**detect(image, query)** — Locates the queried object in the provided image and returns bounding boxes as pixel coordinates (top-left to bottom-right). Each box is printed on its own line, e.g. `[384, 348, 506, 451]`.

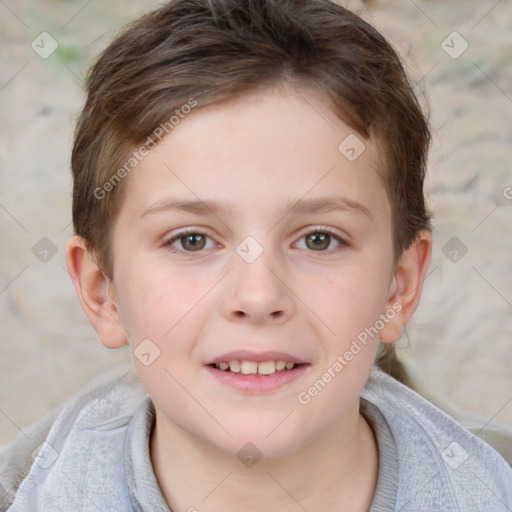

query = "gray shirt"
[3, 363, 512, 511]
[124, 396, 399, 511]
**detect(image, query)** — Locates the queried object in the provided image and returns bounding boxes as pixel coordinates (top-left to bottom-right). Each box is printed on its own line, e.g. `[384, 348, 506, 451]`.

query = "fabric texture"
[1, 361, 512, 511]
[360, 399, 399, 511]
[124, 398, 169, 512]
[0, 406, 60, 510]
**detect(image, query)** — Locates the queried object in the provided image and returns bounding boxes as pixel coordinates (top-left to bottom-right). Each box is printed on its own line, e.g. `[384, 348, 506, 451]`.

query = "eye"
[164, 229, 216, 252]
[295, 228, 347, 252]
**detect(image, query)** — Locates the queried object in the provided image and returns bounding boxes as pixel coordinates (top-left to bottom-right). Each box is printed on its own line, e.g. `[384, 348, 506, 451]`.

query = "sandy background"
[1, 0, 511, 445]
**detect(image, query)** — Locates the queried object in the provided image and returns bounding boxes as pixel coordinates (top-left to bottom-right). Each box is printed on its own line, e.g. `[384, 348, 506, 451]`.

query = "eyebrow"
[284, 195, 370, 217]
[141, 195, 371, 219]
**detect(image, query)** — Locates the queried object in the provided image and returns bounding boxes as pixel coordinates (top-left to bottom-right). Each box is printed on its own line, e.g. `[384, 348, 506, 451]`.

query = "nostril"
[230, 310, 283, 320]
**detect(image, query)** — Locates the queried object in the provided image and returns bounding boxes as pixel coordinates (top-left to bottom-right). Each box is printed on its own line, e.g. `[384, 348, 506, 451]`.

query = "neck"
[150, 404, 379, 512]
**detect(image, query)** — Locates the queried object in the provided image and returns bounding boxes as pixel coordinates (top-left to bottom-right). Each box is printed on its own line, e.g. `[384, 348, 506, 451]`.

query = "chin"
[212, 421, 311, 462]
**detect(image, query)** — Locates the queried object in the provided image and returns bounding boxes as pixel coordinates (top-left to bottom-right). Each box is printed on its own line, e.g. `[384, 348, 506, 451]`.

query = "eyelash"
[163, 226, 348, 254]
[293, 226, 348, 253]
[164, 228, 217, 253]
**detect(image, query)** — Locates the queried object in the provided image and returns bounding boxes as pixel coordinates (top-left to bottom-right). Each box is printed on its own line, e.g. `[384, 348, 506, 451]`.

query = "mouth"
[208, 359, 305, 376]
[204, 351, 310, 393]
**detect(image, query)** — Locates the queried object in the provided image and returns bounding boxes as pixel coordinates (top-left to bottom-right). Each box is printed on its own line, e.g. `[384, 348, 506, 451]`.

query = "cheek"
[114, 268, 206, 399]
[303, 263, 391, 344]
[116, 262, 204, 340]
[295, 271, 385, 420]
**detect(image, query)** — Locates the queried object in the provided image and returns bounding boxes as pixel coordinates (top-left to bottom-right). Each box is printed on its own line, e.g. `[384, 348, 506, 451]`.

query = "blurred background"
[1, 0, 511, 445]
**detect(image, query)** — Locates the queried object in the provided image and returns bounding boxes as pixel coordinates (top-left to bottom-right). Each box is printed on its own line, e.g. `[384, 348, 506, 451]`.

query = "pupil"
[307, 233, 329, 250]
[183, 234, 205, 251]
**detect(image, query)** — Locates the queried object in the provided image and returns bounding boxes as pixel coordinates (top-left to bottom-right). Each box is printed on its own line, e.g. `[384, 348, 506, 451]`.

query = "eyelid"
[293, 225, 350, 251]
[296, 225, 348, 241]
[163, 226, 218, 250]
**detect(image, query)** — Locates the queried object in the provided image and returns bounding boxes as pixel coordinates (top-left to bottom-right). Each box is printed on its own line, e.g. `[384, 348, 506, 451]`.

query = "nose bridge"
[222, 238, 294, 323]
[236, 247, 278, 294]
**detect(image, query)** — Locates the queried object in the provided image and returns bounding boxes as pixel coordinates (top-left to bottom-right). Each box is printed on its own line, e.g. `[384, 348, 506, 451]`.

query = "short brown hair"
[72, 0, 431, 279]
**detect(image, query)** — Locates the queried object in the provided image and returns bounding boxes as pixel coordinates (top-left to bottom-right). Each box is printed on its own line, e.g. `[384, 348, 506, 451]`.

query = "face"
[108, 84, 397, 457]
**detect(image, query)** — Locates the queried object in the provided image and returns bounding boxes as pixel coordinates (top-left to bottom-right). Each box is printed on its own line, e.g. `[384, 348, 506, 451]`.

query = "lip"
[205, 363, 310, 394]
[204, 350, 309, 365]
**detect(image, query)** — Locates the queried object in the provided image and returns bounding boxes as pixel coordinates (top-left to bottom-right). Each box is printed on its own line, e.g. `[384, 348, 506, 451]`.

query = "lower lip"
[204, 364, 310, 394]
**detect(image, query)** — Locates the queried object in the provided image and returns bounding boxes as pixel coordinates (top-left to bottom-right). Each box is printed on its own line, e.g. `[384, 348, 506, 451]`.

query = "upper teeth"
[215, 360, 296, 375]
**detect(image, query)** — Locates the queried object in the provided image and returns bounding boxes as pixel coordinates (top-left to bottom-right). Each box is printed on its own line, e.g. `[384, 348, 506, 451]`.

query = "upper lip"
[205, 350, 309, 365]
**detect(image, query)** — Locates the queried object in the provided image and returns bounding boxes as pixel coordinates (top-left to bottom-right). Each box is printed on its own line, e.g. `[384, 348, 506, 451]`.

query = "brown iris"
[305, 232, 331, 251]
[180, 233, 206, 251]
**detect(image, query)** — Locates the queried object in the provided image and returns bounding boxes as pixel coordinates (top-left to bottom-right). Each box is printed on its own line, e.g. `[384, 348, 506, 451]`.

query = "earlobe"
[65, 235, 128, 349]
[379, 231, 432, 343]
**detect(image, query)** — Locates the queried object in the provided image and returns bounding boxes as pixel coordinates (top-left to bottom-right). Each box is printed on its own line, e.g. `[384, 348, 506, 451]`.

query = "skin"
[67, 83, 431, 511]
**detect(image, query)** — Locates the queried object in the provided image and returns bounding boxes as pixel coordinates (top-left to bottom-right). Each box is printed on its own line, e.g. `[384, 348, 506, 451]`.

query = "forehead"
[119, 84, 390, 224]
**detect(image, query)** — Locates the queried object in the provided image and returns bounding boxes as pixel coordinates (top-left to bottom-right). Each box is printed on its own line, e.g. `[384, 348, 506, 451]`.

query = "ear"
[379, 231, 432, 343]
[65, 235, 127, 349]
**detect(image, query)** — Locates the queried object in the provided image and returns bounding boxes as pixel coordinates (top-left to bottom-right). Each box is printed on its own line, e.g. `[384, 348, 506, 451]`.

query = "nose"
[221, 250, 295, 325]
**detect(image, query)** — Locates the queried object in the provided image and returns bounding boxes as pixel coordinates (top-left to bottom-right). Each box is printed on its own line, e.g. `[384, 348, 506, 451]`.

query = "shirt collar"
[124, 397, 398, 511]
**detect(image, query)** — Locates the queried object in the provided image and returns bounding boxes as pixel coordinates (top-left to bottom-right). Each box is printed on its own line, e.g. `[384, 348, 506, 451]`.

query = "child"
[2, 0, 511, 510]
